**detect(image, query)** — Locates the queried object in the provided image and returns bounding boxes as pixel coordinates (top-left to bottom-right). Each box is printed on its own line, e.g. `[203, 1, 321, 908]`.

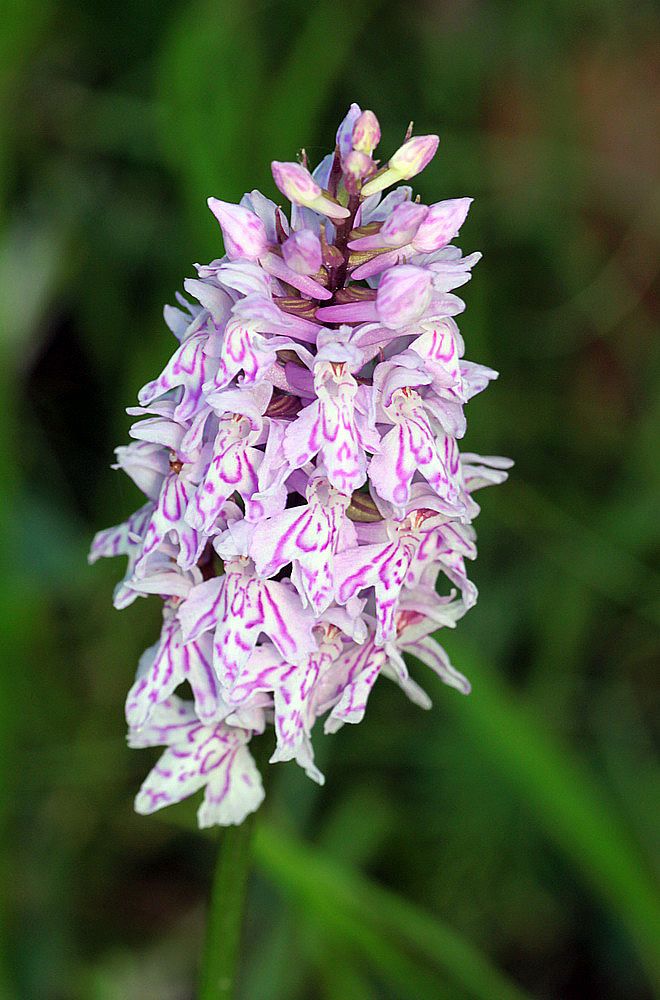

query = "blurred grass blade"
[254, 822, 531, 1000]
[317, 953, 374, 1000]
[302, 903, 444, 1000]
[437, 637, 660, 990]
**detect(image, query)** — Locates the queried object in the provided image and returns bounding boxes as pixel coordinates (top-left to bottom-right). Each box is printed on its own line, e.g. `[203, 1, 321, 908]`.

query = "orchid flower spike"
[90, 104, 511, 827]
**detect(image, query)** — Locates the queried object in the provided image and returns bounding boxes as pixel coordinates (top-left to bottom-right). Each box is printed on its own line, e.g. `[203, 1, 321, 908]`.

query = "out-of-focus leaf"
[488, 479, 660, 626]
[254, 823, 531, 1000]
[317, 953, 374, 1000]
[434, 636, 660, 990]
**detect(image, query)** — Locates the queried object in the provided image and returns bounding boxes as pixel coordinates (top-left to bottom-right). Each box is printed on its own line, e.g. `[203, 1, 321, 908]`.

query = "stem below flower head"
[199, 739, 271, 999]
[199, 812, 257, 1000]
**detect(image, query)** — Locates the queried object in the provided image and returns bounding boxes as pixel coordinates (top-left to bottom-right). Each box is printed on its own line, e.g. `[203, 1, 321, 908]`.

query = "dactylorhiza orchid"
[90, 105, 511, 828]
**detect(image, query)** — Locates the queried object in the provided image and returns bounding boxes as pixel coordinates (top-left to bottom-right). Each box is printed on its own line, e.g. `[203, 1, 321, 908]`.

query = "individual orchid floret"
[135, 470, 206, 574]
[125, 606, 221, 728]
[350, 201, 429, 252]
[178, 557, 317, 689]
[271, 160, 350, 220]
[361, 133, 439, 197]
[250, 472, 356, 614]
[283, 355, 372, 494]
[90, 103, 510, 828]
[138, 330, 219, 423]
[130, 697, 265, 827]
[88, 503, 154, 609]
[314, 263, 434, 329]
[348, 198, 473, 280]
[413, 198, 472, 253]
[207, 198, 331, 300]
[368, 367, 464, 511]
[324, 604, 468, 734]
[185, 383, 272, 534]
[334, 510, 442, 644]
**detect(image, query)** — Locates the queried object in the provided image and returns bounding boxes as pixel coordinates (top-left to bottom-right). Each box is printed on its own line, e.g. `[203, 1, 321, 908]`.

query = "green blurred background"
[2, 0, 659, 997]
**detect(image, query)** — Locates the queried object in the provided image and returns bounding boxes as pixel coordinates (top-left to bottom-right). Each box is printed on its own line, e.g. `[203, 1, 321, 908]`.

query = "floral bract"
[90, 104, 511, 826]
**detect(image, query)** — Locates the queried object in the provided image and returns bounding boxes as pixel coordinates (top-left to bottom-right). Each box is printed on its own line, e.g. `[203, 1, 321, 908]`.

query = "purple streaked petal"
[126, 615, 222, 728]
[404, 635, 471, 694]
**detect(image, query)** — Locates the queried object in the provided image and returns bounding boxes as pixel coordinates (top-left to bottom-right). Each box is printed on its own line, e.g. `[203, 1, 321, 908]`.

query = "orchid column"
[90, 103, 510, 996]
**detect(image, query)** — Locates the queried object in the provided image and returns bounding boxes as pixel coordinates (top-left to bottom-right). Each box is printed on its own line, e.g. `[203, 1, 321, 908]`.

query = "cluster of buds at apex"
[335, 106, 382, 194]
[361, 133, 439, 197]
[90, 103, 510, 828]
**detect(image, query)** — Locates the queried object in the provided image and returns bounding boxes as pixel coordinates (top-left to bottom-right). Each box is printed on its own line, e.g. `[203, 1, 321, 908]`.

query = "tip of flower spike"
[336, 103, 362, 159]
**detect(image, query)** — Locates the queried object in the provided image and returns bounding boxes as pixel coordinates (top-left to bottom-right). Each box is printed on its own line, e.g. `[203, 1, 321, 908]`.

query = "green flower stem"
[199, 810, 257, 1000]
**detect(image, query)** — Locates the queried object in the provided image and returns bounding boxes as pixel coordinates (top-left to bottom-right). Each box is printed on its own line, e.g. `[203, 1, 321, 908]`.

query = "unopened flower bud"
[376, 264, 433, 329]
[412, 197, 472, 252]
[352, 110, 381, 155]
[271, 161, 350, 220]
[282, 230, 323, 275]
[380, 201, 428, 246]
[336, 103, 362, 159]
[348, 201, 428, 252]
[361, 134, 439, 197]
[207, 198, 270, 261]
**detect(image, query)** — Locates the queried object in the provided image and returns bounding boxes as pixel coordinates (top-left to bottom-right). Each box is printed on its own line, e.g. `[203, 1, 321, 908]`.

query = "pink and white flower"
[90, 105, 510, 826]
